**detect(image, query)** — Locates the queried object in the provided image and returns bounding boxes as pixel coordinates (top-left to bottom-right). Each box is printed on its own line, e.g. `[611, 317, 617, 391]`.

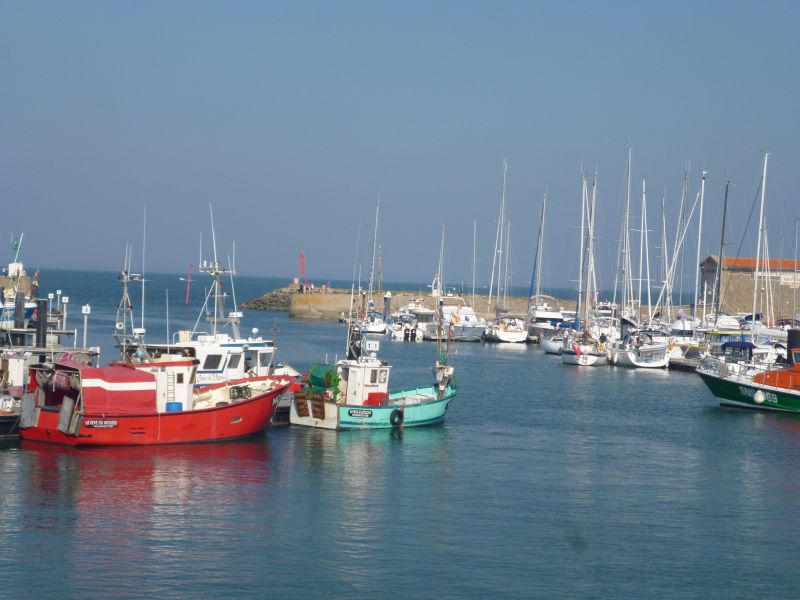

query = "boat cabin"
[130, 330, 275, 386]
[22, 356, 199, 435]
[337, 335, 392, 406]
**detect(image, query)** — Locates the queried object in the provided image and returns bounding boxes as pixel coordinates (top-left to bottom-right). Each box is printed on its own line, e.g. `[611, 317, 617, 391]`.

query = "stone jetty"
[242, 284, 574, 321]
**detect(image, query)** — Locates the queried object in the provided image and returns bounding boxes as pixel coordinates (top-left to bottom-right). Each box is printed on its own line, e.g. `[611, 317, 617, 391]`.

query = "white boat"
[484, 315, 528, 343]
[561, 333, 608, 366]
[422, 295, 485, 342]
[527, 295, 564, 342]
[608, 332, 670, 368]
[120, 216, 277, 387]
[539, 330, 564, 355]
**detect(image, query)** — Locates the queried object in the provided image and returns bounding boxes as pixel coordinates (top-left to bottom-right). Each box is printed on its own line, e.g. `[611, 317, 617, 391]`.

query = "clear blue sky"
[2, 1, 798, 291]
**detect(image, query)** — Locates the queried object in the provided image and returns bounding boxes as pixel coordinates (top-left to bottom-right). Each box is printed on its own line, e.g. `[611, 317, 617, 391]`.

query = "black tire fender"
[389, 408, 404, 427]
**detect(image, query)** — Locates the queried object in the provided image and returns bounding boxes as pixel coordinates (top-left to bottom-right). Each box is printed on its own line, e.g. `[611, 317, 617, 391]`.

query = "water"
[2, 269, 800, 598]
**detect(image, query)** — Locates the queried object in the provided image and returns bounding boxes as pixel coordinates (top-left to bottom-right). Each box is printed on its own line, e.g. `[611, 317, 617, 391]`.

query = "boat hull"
[290, 385, 456, 430]
[561, 350, 608, 366]
[483, 330, 528, 343]
[19, 383, 289, 446]
[609, 345, 670, 368]
[540, 338, 563, 355]
[698, 370, 800, 413]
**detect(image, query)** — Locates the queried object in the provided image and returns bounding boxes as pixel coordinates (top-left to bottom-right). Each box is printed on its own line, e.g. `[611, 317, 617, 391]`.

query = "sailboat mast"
[438, 223, 446, 295]
[488, 161, 507, 315]
[660, 192, 671, 322]
[575, 175, 588, 323]
[675, 168, 689, 309]
[692, 170, 707, 328]
[712, 180, 730, 325]
[643, 184, 652, 324]
[472, 218, 477, 309]
[637, 179, 646, 322]
[752, 153, 769, 326]
[586, 176, 598, 322]
[503, 220, 512, 310]
[794, 218, 798, 322]
[528, 192, 546, 312]
[537, 193, 546, 299]
[368, 197, 380, 303]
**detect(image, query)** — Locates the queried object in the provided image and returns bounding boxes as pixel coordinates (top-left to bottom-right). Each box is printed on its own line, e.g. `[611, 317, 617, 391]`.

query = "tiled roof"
[718, 256, 800, 270]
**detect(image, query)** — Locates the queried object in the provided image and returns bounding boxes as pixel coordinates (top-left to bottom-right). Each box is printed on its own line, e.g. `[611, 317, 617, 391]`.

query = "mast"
[590, 173, 599, 307]
[794, 218, 798, 322]
[660, 192, 671, 322]
[643, 183, 652, 324]
[575, 175, 588, 325]
[503, 219, 512, 310]
[692, 170, 707, 330]
[712, 180, 730, 325]
[675, 167, 689, 309]
[440, 224, 445, 295]
[141, 207, 146, 330]
[637, 179, 646, 323]
[488, 160, 508, 315]
[612, 146, 632, 319]
[367, 197, 380, 304]
[528, 192, 546, 311]
[585, 176, 598, 323]
[472, 218, 477, 309]
[752, 153, 769, 327]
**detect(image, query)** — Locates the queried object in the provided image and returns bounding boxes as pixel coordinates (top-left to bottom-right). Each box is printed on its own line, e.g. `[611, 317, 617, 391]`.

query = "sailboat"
[356, 199, 388, 334]
[562, 173, 608, 366]
[421, 225, 486, 342]
[526, 191, 565, 343]
[607, 177, 671, 368]
[484, 161, 527, 343]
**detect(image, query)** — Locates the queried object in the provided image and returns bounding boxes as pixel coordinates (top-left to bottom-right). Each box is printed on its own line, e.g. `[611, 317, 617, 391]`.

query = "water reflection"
[20, 439, 273, 597]
[282, 425, 451, 596]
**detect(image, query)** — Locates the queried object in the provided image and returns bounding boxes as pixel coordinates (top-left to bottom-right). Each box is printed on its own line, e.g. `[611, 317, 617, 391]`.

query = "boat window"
[203, 354, 223, 370]
[794, 350, 800, 365]
[190, 370, 196, 385]
[370, 369, 378, 384]
[228, 354, 241, 369]
[177, 373, 184, 384]
[259, 352, 271, 367]
[379, 369, 388, 383]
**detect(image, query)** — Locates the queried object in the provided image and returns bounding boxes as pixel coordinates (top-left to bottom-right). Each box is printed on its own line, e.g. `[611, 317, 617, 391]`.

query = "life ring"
[389, 409, 404, 427]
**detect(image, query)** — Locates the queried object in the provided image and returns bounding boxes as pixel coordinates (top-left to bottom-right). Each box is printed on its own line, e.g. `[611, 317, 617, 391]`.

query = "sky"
[2, 1, 799, 292]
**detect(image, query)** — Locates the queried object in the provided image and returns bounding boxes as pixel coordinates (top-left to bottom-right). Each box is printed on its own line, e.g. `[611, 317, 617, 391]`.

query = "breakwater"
[242, 286, 574, 320]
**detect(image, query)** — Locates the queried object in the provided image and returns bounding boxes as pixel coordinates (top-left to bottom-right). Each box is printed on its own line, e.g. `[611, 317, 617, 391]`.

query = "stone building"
[700, 256, 800, 319]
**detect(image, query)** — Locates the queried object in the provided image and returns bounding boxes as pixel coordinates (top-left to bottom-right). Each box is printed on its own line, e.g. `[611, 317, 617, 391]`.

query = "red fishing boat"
[19, 355, 292, 446]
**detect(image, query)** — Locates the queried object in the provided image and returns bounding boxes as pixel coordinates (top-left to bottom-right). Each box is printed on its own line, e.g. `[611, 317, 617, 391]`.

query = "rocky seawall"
[242, 286, 575, 321]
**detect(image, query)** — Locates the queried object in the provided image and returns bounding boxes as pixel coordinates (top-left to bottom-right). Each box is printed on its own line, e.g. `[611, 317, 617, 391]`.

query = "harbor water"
[2, 270, 800, 598]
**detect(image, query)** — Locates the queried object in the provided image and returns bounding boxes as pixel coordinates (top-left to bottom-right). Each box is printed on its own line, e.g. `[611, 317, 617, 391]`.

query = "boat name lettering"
[84, 419, 118, 428]
[348, 409, 373, 418]
[738, 386, 777, 403]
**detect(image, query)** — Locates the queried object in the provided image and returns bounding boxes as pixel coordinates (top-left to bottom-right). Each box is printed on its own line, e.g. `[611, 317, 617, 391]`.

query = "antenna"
[210, 204, 219, 268]
[141, 207, 146, 330]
